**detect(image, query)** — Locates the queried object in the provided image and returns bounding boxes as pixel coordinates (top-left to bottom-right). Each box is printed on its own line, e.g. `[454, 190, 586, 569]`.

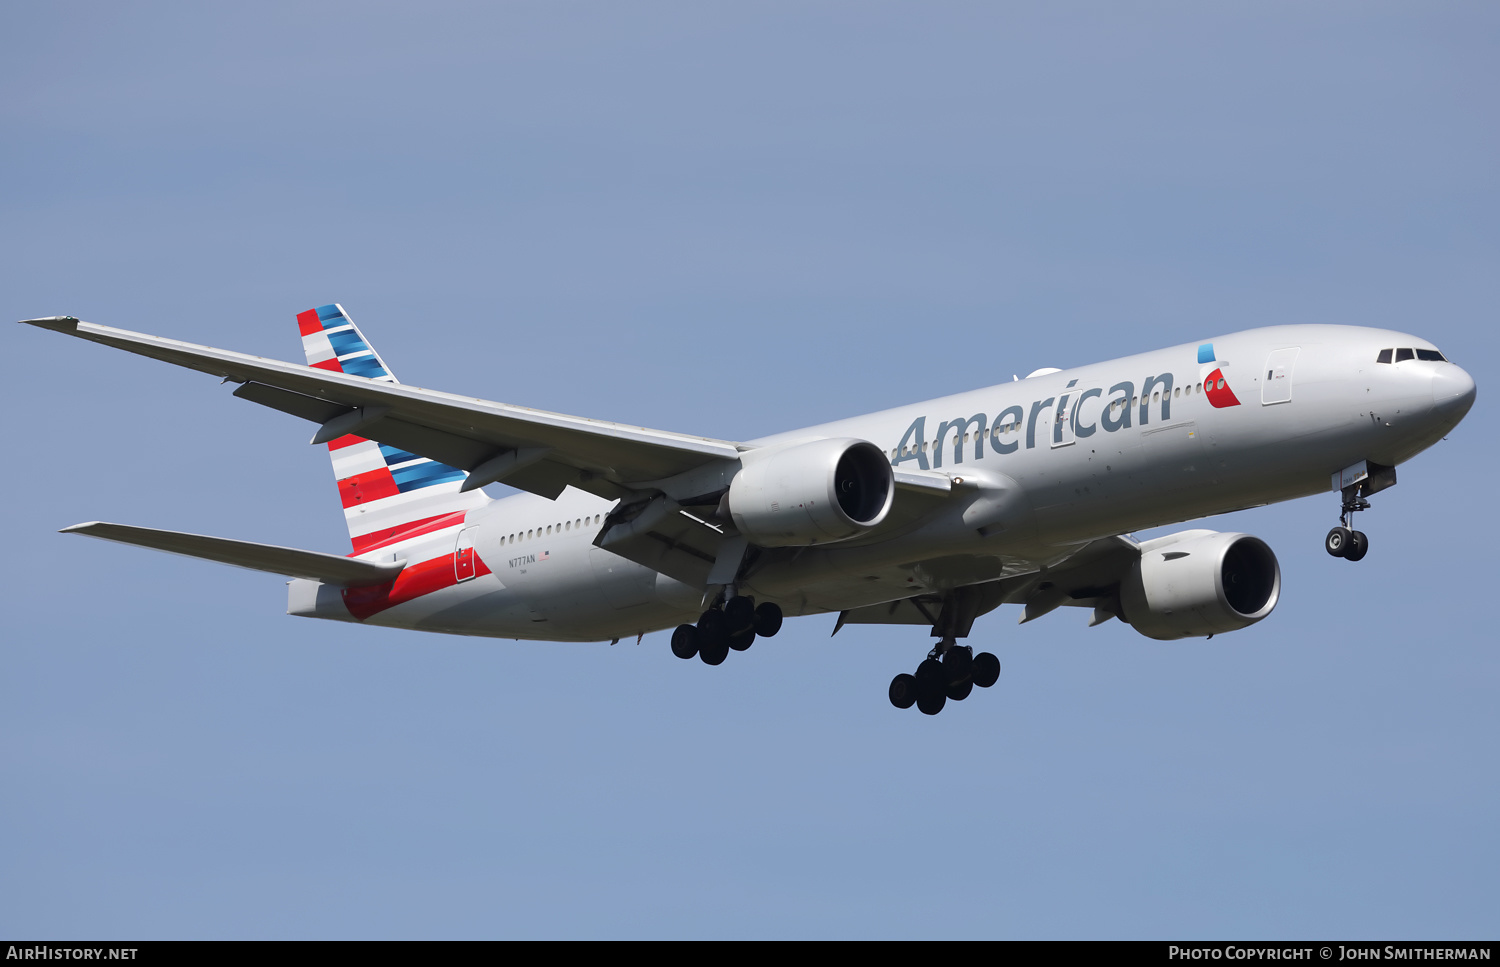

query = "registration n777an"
[21, 308, 1476, 714]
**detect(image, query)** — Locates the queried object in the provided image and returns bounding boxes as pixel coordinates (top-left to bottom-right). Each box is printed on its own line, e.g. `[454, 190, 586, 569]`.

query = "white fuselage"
[328, 325, 1473, 641]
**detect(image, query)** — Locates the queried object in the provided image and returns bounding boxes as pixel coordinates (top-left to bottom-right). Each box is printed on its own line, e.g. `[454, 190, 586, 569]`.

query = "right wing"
[24, 315, 967, 587]
[22, 316, 744, 501]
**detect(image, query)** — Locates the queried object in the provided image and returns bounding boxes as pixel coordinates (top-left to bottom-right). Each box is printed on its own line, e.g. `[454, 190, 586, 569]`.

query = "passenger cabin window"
[1377, 349, 1393, 364]
[1395, 348, 1415, 362]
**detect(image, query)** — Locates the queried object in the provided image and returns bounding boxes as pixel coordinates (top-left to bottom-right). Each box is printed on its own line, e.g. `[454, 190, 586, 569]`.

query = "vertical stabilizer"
[296, 304, 489, 554]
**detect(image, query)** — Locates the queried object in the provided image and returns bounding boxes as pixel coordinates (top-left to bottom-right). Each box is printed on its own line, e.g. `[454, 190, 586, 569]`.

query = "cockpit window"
[1382, 347, 1448, 363]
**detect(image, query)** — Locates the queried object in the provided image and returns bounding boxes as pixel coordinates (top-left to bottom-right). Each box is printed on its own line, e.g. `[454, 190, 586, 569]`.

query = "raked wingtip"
[19, 315, 81, 332]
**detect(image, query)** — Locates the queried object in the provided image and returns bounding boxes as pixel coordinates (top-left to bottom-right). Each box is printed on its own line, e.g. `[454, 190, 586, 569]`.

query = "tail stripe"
[349, 510, 469, 555]
[339, 468, 401, 508]
[338, 354, 388, 379]
[297, 304, 490, 552]
[298, 303, 398, 384]
[325, 329, 373, 357]
[378, 445, 423, 464]
[330, 443, 387, 480]
[391, 461, 467, 491]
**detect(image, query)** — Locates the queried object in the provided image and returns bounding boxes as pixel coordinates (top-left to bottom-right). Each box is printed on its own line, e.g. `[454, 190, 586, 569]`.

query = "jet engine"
[1118, 532, 1281, 640]
[727, 438, 894, 547]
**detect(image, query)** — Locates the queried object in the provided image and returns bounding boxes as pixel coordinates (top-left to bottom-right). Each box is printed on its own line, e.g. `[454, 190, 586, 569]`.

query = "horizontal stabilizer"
[61, 521, 405, 586]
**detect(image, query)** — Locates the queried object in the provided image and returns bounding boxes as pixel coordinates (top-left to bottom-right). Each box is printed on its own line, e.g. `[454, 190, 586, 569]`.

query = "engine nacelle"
[728, 438, 894, 547]
[1119, 531, 1281, 640]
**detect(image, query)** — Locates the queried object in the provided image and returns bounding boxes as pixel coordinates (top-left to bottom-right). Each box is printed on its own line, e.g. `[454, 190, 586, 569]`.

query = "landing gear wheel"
[728, 627, 755, 652]
[697, 608, 729, 665]
[1325, 526, 1352, 558]
[724, 596, 755, 635]
[913, 659, 947, 714]
[1345, 530, 1369, 562]
[698, 636, 730, 666]
[972, 652, 1000, 688]
[698, 607, 727, 639]
[916, 689, 947, 716]
[670, 624, 699, 660]
[889, 673, 918, 710]
[914, 658, 946, 693]
[752, 602, 783, 637]
[946, 679, 973, 702]
[942, 646, 973, 684]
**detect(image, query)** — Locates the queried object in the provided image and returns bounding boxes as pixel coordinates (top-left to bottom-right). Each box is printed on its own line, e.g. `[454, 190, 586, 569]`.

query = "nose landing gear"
[1325, 488, 1371, 562]
[1326, 461, 1397, 562]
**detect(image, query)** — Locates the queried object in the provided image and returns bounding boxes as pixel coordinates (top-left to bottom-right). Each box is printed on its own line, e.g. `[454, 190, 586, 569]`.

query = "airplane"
[21, 308, 1476, 715]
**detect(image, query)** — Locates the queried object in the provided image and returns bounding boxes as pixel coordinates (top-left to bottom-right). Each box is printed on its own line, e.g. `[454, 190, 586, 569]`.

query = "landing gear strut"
[1326, 487, 1371, 562]
[888, 638, 1001, 716]
[669, 597, 782, 665]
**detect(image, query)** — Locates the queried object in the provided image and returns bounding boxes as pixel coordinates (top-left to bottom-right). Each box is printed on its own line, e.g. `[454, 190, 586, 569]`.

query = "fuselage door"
[1049, 397, 1073, 448]
[1262, 348, 1300, 405]
[1055, 388, 1102, 448]
[455, 526, 478, 582]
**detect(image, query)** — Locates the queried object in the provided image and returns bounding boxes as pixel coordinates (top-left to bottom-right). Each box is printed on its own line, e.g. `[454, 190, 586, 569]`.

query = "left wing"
[61, 521, 405, 586]
[832, 534, 1145, 635]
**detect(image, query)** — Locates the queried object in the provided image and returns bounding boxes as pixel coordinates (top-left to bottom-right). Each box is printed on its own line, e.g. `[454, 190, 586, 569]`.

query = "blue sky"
[2, 2, 1496, 938]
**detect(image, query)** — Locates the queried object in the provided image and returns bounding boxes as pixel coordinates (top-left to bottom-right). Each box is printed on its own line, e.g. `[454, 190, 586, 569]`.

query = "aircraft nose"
[1431, 364, 1477, 419]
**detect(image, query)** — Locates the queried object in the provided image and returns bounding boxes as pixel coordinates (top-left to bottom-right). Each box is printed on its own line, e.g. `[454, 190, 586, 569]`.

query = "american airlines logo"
[1199, 342, 1241, 409]
[892, 345, 1236, 471]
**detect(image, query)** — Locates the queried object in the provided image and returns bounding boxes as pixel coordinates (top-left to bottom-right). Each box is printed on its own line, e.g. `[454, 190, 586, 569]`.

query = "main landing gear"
[1325, 488, 1371, 563]
[670, 597, 782, 665]
[888, 639, 1001, 716]
[885, 585, 999, 715]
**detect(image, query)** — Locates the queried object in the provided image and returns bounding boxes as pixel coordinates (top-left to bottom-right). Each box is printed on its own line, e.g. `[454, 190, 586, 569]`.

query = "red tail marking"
[349, 510, 470, 554]
[342, 549, 492, 620]
[297, 309, 323, 337]
[339, 468, 400, 508]
[312, 357, 344, 373]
